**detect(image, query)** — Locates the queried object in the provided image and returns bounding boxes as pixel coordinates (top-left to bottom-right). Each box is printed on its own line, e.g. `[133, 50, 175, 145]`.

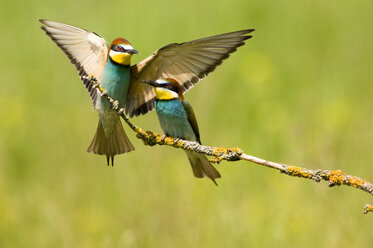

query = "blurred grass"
[1, 0, 373, 247]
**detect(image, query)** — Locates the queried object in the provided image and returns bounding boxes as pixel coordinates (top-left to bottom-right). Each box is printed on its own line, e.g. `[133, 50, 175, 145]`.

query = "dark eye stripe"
[112, 45, 126, 52]
[163, 83, 178, 93]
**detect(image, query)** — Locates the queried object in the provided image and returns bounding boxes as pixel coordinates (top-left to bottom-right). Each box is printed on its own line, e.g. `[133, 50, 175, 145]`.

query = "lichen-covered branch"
[86, 75, 373, 214]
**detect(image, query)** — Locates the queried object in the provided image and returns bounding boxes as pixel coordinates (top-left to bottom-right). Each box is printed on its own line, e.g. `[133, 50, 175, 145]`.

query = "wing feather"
[127, 29, 254, 117]
[40, 19, 108, 108]
[182, 100, 201, 144]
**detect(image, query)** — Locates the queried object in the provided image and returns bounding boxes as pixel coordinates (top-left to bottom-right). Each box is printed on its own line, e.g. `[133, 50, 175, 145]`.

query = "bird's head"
[142, 78, 184, 101]
[108, 38, 139, 66]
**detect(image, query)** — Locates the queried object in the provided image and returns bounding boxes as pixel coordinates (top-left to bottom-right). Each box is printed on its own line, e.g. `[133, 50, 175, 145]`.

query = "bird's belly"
[96, 62, 130, 137]
[99, 109, 119, 137]
[97, 92, 122, 137]
[156, 101, 197, 141]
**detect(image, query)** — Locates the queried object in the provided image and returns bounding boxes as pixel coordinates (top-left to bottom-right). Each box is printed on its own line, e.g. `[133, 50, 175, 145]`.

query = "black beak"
[141, 80, 159, 87]
[128, 49, 140, 55]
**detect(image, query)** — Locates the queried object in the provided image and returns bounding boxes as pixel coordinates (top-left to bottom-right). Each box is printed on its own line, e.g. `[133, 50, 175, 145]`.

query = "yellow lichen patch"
[329, 170, 345, 185]
[287, 166, 314, 179]
[95, 83, 105, 93]
[301, 170, 313, 179]
[152, 134, 162, 143]
[365, 204, 373, 214]
[209, 156, 223, 164]
[212, 147, 229, 155]
[161, 136, 185, 148]
[320, 172, 329, 178]
[212, 147, 241, 156]
[163, 137, 175, 145]
[137, 130, 159, 146]
[135, 127, 144, 135]
[348, 176, 366, 188]
[89, 77, 105, 93]
[174, 140, 185, 147]
[287, 166, 302, 177]
[229, 147, 243, 154]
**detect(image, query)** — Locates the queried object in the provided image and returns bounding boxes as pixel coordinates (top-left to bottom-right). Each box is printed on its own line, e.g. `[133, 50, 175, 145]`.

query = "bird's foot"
[89, 74, 97, 81]
[173, 138, 180, 144]
[112, 100, 119, 110]
[101, 90, 108, 97]
[161, 134, 167, 142]
[118, 108, 124, 115]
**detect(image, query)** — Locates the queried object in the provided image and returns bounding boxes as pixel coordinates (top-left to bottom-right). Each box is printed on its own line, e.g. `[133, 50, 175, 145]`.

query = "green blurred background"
[1, 0, 373, 247]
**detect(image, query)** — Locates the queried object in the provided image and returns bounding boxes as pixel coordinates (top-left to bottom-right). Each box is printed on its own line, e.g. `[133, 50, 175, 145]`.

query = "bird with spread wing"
[40, 19, 254, 165]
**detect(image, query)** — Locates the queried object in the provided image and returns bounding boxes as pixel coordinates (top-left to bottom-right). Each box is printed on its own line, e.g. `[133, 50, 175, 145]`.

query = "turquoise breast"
[155, 99, 197, 141]
[97, 59, 131, 136]
[100, 59, 130, 106]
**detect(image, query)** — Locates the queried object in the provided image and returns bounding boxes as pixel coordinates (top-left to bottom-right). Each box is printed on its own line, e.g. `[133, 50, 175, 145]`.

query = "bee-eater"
[40, 19, 254, 165]
[143, 78, 221, 184]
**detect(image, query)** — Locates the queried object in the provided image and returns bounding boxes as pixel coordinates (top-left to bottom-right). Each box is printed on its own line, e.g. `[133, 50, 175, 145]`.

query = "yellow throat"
[155, 88, 179, 100]
[109, 50, 132, 65]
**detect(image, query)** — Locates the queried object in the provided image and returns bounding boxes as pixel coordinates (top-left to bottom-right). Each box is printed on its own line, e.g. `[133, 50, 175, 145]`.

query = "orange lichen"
[174, 140, 185, 147]
[286, 166, 314, 179]
[213, 147, 229, 155]
[229, 147, 243, 154]
[209, 156, 223, 163]
[320, 171, 329, 178]
[348, 176, 366, 188]
[163, 137, 175, 145]
[89, 76, 105, 94]
[329, 170, 345, 185]
[212, 147, 242, 156]
[135, 127, 144, 134]
[93, 80, 105, 93]
[137, 132, 186, 148]
[301, 171, 313, 179]
[364, 204, 373, 214]
[287, 166, 302, 176]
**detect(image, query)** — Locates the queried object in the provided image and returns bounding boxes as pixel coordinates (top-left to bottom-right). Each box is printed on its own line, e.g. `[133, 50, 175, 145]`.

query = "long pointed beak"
[128, 49, 140, 55]
[141, 80, 159, 87]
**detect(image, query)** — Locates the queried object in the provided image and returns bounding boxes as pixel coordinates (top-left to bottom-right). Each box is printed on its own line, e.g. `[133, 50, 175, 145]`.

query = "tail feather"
[185, 151, 221, 185]
[87, 119, 134, 165]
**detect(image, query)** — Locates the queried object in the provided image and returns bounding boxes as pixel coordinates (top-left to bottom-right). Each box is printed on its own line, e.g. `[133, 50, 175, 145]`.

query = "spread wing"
[40, 19, 109, 107]
[182, 100, 201, 144]
[126, 29, 254, 117]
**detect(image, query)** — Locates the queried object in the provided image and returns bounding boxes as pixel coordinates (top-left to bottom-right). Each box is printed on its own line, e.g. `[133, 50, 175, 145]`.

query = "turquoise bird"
[87, 38, 139, 165]
[40, 19, 254, 165]
[143, 78, 221, 184]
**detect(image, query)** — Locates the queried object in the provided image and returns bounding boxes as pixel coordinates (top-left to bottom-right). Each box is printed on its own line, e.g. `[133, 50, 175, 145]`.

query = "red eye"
[166, 83, 171, 88]
[117, 46, 124, 52]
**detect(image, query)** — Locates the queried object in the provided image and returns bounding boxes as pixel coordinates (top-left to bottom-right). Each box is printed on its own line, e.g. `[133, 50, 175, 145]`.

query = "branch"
[86, 75, 373, 214]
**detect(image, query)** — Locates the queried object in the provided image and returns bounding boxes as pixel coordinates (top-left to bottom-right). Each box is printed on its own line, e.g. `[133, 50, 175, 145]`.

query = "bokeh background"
[1, 0, 373, 247]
